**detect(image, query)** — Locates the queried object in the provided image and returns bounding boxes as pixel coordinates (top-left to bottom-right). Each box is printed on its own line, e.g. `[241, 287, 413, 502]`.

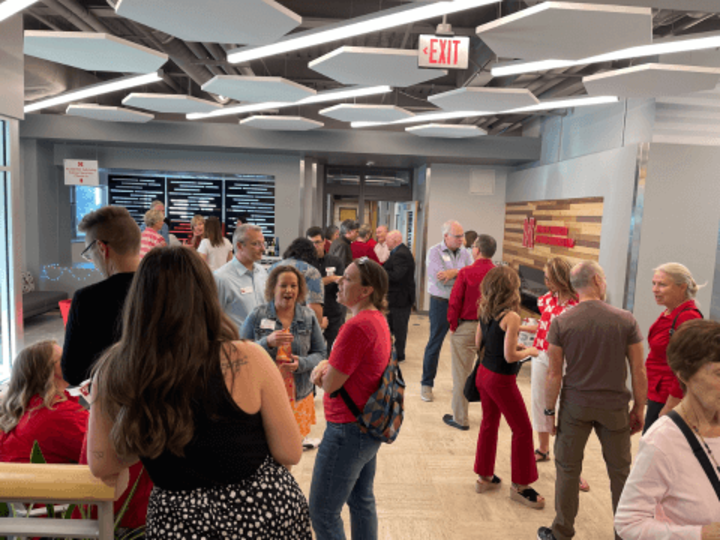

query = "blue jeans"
[309, 422, 382, 540]
[421, 296, 450, 387]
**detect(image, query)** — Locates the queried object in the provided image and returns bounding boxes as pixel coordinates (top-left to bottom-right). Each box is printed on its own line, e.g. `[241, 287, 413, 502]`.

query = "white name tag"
[240, 286, 254, 295]
[442, 254, 451, 262]
[260, 318, 276, 330]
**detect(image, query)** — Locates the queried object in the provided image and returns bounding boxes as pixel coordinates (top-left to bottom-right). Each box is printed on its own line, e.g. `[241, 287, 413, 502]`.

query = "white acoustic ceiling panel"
[429, 87, 540, 112]
[309, 47, 447, 87]
[406, 123, 487, 138]
[240, 116, 323, 131]
[476, 2, 652, 61]
[66, 104, 154, 123]
[122, 93, 222, 113]
[202, 76, 316, 103]
[115, 0, 301, 45]
[24, 31, 168, 73]
[319, 104, 414, 123]
[583, 63, 720, 98]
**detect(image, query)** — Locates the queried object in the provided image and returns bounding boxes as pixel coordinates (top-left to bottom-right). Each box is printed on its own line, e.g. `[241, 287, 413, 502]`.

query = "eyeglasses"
[243, 241, 264, 248]
[448, 234, 464, 239]
[80, 239, 109, 262]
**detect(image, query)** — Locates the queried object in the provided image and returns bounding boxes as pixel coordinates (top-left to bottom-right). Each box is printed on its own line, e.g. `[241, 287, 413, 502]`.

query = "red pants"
[474, 364, 538, 485]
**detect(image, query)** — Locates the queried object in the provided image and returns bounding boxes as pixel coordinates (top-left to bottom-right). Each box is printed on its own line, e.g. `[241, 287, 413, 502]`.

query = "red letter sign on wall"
[523, 217, 535, 249]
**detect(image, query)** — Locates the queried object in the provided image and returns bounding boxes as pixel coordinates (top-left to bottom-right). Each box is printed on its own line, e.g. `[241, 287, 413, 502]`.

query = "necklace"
[682, 403, 720, 475]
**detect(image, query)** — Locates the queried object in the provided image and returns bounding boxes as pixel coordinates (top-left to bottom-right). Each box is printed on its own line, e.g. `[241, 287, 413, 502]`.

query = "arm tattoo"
[221, 356, 248, 374]
[92, 451, 105, 460]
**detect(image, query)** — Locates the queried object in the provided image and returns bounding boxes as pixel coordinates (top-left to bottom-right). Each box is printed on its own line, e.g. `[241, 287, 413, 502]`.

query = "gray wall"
[632, 143, 720, 334]
[0, 14, 24, 121]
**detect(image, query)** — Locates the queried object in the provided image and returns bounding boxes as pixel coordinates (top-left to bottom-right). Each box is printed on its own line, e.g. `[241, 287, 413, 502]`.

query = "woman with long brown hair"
[87, 246, 311, 539]
[184, 214, 205, 250]
[473, 266, 544, 509]
[0, 340, 87, 464]
[197, 216, 233, 271]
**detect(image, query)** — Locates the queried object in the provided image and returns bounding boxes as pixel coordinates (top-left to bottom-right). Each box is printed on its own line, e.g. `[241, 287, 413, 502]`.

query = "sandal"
[510, 485, 545, 509]
[475, 475, 502, 493]
[579, 477, 590, 492]
[534, 449, 550, 462]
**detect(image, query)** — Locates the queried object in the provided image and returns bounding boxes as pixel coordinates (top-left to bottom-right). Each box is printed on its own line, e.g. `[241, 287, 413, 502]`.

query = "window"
[72, 185, 108, 239]
[0, 118, 18, 378]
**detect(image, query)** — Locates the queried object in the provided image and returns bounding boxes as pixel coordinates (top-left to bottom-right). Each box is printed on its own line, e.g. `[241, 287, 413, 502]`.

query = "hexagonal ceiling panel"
[428, 87, 540, 112]
[24, 31, 168, 73]
[115, 0, 301, 45]
[406, 124, 486, 139]
[240, 116, 323, 131]
[309, 47, 447, 87]
[583, 63, 720, 98]
[476, 2, 652, 61]
[202, 76, 316, 103]
[122, 93, 223, 114]
[319, 104, 414, 123]
[66, 104, 154, 123]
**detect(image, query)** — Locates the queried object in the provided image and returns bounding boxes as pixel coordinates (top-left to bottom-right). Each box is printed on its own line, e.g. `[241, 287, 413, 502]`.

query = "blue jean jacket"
[240, 301, 327, 401]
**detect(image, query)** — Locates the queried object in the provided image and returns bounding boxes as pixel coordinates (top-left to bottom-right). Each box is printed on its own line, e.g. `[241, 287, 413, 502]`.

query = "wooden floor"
[294, 313, 640, 539]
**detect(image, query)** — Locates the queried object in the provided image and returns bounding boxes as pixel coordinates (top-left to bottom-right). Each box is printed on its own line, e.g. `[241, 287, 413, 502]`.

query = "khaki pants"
[449, 321, 478, 427]
[552, 400, 631, 540]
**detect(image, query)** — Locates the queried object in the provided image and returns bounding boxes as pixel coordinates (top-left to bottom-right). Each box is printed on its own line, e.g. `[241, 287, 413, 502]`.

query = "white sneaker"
[421, 385, 434, 402]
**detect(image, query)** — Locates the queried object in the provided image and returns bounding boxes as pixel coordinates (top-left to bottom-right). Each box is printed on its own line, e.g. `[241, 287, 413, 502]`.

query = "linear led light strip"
[187, 85, 392, 120]
[351, 95, 619, 128]
[25, 72, 163, 113]
[0, 0, 39, 22]
[493, 33, 720, 78]
[227, 0, 501, 65]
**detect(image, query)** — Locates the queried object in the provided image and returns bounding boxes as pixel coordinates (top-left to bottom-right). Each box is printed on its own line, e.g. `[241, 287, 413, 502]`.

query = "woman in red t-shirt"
[309, 257, 391, 540]
[0, 340, 87, 464]
[644, 262, 703, 433]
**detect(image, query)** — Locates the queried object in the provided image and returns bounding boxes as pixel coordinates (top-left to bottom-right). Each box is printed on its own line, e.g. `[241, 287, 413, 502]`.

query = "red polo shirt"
[350, 241, 380, 263]
[447, 258, 495, 331]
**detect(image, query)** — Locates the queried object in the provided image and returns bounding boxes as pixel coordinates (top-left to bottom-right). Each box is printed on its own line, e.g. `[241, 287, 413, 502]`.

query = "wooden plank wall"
[503, 197, 604, 271]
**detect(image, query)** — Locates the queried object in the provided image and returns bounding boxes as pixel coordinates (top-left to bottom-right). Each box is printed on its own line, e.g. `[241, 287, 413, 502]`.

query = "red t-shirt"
[0, 393, 88, 464]
[646, 299, 702, 402]
[324, 310, 391, 424]
[350, 241, 381, 264]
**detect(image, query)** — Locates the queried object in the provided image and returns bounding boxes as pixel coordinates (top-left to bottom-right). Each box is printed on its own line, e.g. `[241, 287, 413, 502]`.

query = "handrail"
[0, 463, 118, 502]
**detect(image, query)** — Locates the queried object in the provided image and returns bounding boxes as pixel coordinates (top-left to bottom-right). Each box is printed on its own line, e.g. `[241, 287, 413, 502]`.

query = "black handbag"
[668, 410, 720, 501]
[463, 344, 484, 403]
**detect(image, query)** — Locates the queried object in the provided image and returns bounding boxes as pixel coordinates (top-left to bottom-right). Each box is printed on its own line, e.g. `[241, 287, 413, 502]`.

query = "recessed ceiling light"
[24, 71, 163, 113]
[0, 0, 39, 23]
[227, 0, 502, 65]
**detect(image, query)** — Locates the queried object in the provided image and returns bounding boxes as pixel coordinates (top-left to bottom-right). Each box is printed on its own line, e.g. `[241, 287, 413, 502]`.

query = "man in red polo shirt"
[445, 234, 497, 430]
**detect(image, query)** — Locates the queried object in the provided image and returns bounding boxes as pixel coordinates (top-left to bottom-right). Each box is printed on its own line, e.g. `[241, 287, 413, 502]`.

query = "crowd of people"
[1, 206, 719, 540]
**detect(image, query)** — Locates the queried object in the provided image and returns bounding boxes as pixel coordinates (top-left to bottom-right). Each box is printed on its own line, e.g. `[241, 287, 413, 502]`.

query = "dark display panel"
[108, 176, 166, 226]
[225, 177, 275, 241]
[167, 178, 223, 240]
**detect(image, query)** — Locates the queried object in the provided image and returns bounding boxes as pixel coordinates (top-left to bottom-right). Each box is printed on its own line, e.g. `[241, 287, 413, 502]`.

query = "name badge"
[240, 286, 254, 295]
[260, 318, 276, 330]
[442, 254, 451, 262]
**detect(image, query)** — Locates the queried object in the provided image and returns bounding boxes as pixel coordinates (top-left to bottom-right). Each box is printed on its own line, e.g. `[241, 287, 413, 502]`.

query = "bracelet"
[543, 408, 556, 416]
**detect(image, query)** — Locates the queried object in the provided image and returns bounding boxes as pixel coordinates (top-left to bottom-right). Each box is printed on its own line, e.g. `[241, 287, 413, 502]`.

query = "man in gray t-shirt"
[537, 261, 647, 540]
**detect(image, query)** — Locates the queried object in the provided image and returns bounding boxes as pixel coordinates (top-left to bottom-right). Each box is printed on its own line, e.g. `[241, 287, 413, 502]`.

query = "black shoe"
[537, 527, 557, 540]
[443, 414, 470, 431]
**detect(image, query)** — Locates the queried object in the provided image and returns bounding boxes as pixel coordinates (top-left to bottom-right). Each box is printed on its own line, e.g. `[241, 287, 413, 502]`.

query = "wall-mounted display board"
[167, 178, 223, 238]
[224, 176, 275, 241]
[108, 175, 166, 226]
[503, 197, 604, 271]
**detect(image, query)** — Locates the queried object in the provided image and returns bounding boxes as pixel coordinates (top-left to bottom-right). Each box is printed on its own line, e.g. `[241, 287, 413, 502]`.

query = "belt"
[430, 295, 449, 302]
[459, 319, 478, 323]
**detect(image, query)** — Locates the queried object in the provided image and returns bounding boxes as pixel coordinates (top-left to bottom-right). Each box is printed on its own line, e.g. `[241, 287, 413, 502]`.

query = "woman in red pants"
[473, 266, 544, 509]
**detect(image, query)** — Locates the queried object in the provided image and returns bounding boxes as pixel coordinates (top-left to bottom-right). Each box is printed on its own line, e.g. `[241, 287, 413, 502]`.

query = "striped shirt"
[140, 228, 166, 258]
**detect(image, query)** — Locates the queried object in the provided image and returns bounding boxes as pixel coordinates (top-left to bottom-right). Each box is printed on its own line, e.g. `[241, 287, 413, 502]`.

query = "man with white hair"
[420, 220, 473, 402]
[383, 230, 415, 363]
[374, 225, 390, 264]
[537, 261, 647, 540]
[214, 224, 268, 330]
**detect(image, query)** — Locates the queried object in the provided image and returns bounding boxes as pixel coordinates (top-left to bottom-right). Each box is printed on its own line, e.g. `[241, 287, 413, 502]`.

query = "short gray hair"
[144, 209, 164, 228]
[570, 260, 604, 291]
[441, 220, 461, 236]
[475, 234, 497, 258]
[233, 224, 263, 251]
[654, 262, 704, 300]
[340, 219, 359, 236]
[358, 224, 372, 240]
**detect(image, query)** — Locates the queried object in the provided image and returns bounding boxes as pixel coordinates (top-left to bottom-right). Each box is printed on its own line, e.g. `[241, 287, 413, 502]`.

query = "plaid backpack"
[331, 352, 405, 444]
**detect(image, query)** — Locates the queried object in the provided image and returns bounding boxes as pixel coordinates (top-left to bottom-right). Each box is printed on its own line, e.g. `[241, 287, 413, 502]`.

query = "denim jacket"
[240, 301, 327, 401]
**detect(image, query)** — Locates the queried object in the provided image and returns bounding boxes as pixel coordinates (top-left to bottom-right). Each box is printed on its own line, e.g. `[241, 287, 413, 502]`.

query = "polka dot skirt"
[145, 456, 311, 539]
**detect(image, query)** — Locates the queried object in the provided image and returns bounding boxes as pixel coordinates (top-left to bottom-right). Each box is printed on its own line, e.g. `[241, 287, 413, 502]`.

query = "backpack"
[330, 352, 405, 444]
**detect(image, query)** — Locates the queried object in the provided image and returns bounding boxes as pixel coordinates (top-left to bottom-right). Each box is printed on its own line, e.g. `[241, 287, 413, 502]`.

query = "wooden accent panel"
[503, 197, 604, 271]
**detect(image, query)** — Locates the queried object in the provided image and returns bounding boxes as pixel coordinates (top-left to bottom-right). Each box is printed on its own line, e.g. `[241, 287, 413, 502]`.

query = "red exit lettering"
[424, 38, 463, 66]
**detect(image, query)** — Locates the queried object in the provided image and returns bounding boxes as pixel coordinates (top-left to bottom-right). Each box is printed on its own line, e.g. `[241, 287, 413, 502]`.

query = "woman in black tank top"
[473, 266, 545, 509]
[86, 247, 311, 539]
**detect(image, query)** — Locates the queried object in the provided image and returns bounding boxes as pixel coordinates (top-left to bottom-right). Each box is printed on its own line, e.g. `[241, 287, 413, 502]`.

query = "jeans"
[421, 296, 450, 387]
[310, 422, 382, 540]
[643, 399, 665, 434]
[387, 306, 411, 361]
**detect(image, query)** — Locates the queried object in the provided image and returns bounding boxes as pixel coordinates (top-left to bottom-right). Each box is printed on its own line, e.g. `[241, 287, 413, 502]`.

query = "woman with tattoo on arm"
[87, 246, 311, 539]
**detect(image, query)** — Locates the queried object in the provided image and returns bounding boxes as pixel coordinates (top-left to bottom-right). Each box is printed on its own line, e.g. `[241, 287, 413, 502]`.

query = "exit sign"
[418, 35, 469, 69]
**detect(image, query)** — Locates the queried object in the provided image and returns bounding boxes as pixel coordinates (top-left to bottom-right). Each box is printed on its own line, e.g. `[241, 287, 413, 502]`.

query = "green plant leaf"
[113, 467, 144, 530]
[63, 503, 77, 520]
[30, 440, 46, 464]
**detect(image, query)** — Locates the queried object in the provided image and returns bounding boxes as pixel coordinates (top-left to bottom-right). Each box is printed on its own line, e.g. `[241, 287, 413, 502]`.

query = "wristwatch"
[543, 408, 556, 417]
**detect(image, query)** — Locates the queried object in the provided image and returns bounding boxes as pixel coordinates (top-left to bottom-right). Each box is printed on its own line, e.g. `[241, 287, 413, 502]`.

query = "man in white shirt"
[214, 224, 268, 330]
[374, 225, 390, 264]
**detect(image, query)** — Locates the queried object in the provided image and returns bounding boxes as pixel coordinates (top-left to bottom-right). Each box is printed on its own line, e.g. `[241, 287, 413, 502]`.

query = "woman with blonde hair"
[184, 214, 205, 250]
[197, 216, 233, 271]
[0, 340, 87, 463]
[644, 262, 703, 432]
[473, 266, 544, 509]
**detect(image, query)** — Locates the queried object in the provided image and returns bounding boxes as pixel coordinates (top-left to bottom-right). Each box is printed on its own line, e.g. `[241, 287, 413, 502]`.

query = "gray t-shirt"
[548, 300, 643, 410]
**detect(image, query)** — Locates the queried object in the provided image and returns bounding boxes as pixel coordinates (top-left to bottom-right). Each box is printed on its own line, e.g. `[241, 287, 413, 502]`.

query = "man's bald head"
[386, 230, 403, 250]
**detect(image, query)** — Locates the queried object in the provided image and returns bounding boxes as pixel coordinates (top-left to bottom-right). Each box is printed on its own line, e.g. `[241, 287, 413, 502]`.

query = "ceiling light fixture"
[187, 85, 392, 120]
[24, 71, 163, 113]
[0, 0, 39, 22]
[351, 95, 619, 128]
[492, 32, 720, 78]
[227, 0, 501, 65]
